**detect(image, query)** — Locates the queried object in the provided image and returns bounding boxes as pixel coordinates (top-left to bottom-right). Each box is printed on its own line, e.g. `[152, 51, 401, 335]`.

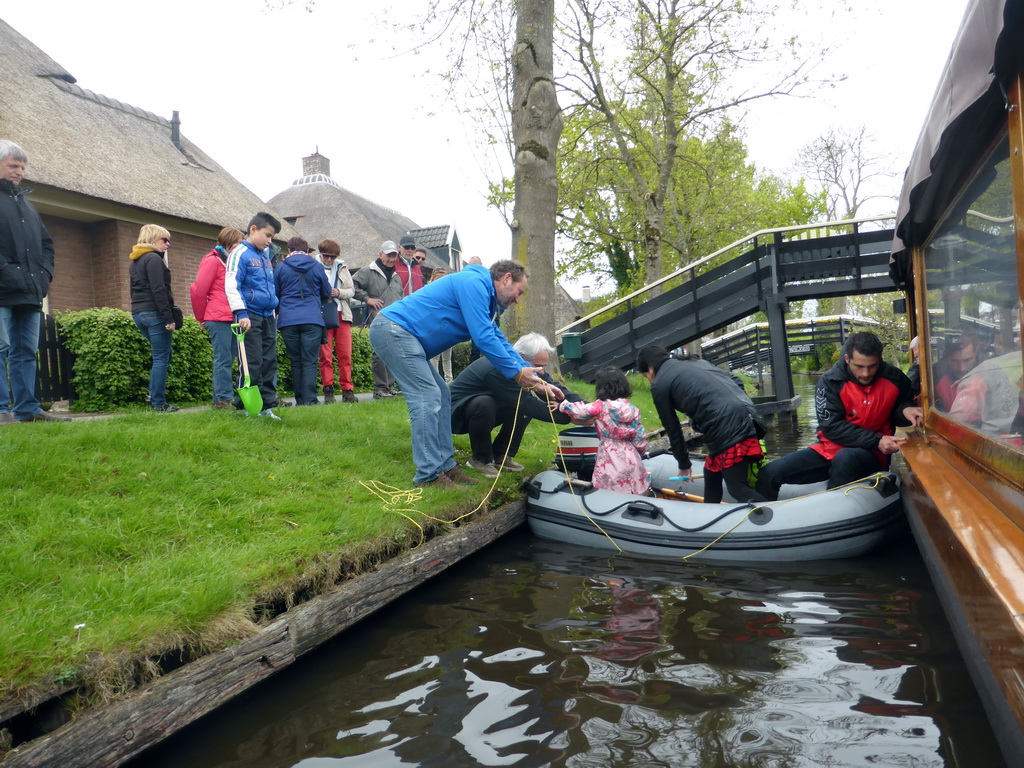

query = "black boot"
[323, 385, 336, 404]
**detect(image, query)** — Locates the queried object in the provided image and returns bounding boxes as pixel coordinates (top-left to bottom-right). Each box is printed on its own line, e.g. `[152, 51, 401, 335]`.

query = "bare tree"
[794, 125, 896, 220]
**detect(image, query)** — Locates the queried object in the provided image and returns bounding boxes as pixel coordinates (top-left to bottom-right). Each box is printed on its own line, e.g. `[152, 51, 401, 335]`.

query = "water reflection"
[132, 530, 1001, 768]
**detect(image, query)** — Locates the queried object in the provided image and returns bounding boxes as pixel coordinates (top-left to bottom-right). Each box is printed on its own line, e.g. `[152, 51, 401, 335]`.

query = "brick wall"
[43, 215, 218, 316]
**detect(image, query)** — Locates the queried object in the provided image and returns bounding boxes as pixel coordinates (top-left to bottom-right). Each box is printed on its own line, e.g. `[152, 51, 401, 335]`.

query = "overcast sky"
[3, 0, 968, 297]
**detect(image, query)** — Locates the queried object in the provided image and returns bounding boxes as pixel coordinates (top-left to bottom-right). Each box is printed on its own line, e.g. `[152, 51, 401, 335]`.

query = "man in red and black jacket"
[756, 331, 923, 500]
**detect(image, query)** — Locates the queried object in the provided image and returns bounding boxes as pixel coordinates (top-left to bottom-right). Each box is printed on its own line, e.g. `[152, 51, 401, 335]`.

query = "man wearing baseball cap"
[352, 241, 404, 398]
[395, 234, 424, 297]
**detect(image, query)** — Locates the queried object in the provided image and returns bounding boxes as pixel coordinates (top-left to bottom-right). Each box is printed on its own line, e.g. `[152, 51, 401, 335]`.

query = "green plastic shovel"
[231, 323, 263, 416]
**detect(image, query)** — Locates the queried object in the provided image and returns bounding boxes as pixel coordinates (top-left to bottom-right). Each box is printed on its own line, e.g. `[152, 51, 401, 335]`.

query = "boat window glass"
[923, 134, 1023, 449]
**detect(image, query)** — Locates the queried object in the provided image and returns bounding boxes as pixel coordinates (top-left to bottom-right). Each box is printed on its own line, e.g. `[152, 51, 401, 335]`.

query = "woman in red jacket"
[190, 227, 244, 408]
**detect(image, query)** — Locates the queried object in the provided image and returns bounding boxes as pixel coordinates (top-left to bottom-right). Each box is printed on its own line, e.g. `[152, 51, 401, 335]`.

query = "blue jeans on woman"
[205, 321, 236, 404]
[133, 311, 173, 408]
[369, 314, 456, 485]
[280, 324, 323, 405]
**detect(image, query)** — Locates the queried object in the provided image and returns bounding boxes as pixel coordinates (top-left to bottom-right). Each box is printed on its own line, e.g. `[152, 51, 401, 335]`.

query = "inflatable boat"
[523, 452, 905, 562]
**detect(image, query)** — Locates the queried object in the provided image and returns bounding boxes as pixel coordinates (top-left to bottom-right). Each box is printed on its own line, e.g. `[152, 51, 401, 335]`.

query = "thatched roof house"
[0, 17, 298, 314]
[267, 153, 458, 272]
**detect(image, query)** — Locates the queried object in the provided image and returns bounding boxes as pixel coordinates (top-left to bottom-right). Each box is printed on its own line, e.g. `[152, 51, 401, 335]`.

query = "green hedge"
[57, 309, 377, 412]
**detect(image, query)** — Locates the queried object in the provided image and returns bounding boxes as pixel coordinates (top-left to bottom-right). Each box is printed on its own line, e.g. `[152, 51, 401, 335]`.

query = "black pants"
[463, 395, 530, 464]
[234, 313, 278, 409]
[755, 446, 881, 501]
[703, 461, 766, 504]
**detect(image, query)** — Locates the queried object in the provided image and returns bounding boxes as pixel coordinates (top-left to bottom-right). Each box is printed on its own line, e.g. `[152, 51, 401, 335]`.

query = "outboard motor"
[553, 425, 599, 481]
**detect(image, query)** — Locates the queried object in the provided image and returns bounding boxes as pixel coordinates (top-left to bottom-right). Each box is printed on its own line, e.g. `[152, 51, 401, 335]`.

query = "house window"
[923, 134, 1022, 447]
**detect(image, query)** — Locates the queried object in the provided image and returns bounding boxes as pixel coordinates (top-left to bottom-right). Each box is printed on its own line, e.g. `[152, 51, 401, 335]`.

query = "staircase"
[559, 217, 897, 381]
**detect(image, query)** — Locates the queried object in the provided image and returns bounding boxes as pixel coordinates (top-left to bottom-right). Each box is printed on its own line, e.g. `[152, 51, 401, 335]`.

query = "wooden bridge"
[558, 217, 897, 400]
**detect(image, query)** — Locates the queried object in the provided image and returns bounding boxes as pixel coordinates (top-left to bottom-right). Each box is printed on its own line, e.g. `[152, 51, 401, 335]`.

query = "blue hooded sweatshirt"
[274, 252, 332, 329]
[380, 264, 527, 378]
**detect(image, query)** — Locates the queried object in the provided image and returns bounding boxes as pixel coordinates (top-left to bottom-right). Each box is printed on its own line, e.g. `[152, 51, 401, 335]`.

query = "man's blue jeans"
[206, 320, 236, 404]
[369, 314, 456, 484]
[133, 311, 173, 408]
[0, 306, 11, 412]
[7, 307, 41, 420]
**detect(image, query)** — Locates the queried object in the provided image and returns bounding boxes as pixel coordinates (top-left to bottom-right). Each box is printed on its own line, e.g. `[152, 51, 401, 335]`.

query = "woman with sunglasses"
[129, 224, 179, 411]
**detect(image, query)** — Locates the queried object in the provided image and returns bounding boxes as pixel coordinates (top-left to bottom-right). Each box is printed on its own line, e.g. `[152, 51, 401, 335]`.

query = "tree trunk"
[507, 0, 562, 342]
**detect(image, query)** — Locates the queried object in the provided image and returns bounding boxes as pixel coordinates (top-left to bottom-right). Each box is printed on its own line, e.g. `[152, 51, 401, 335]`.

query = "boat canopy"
[890, 0, 1024, 287]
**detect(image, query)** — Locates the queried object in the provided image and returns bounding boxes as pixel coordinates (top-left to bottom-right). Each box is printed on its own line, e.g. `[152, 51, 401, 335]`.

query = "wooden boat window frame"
[910, 77, 1024, 504]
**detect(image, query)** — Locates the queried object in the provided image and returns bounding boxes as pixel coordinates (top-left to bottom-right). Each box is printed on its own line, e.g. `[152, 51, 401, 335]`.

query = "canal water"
[128, 375, 1005, 768]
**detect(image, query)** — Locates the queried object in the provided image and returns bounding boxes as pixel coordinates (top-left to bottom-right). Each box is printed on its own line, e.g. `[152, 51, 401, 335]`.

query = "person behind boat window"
[190, 227, 244, 409]
[315, 239, 356, 403]
[934, 332, 981, 410]
[558, 366, 650, 495]
[756, 331, 923, 501]
[905, 335, 921, 403]
[451, 332, 583, 478]
[129, 224, 179, 412]
[637, 346, 766, 504]
[947, 350, 1024, 444]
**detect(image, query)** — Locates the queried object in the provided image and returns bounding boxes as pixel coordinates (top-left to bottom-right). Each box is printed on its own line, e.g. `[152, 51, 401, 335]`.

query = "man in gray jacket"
[0, 140, 69, 423]
[353, 241, 404, 398]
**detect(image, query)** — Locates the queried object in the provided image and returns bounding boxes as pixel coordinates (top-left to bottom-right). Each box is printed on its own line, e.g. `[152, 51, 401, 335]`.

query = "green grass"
[0, 393, 589, 706]
[0, 372, 676, 711]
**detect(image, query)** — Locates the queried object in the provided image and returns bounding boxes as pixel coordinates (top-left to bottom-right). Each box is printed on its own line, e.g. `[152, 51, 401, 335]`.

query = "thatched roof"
[0, 17, 297, 237]
[266, 172, 426, 270]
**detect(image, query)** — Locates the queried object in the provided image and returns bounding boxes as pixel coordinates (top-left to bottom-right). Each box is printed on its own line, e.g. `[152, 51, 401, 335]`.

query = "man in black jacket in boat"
[756, 331, 923, 500]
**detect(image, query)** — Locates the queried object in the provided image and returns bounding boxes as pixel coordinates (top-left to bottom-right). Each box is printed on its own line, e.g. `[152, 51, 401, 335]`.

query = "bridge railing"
[557, 215, 896, 337]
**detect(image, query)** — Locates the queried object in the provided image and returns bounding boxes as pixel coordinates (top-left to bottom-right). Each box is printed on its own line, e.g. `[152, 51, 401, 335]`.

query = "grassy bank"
[0, 371, 687, 719]
[0, 390, 566, 708]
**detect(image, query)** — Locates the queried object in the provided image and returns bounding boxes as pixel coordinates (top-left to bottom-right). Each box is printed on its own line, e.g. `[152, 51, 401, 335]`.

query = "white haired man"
[450, 332, 582, 477]
[0, 140, 68, 423]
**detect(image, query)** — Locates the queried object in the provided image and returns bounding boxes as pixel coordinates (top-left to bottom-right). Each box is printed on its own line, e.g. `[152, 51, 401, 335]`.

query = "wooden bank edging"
[1, 501, 527, 768]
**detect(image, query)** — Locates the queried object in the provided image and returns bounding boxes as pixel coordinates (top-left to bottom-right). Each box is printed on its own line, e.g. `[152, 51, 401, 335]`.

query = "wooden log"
[1, 502, 526, 768]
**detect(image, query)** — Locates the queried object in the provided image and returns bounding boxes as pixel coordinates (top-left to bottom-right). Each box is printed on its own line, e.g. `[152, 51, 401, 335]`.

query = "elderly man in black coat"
[0, 140, 68, 423]
[451, 332, 582, 477]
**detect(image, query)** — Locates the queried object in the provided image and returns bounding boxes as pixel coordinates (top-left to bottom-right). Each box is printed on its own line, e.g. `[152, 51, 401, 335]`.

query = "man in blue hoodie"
[224, 212, 282, 419]
[369, 259, 563, 488]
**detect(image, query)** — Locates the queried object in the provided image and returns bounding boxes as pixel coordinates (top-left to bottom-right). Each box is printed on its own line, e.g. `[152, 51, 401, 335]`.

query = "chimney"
[302, 150, 331, 178]
[170, 111, 182, 150]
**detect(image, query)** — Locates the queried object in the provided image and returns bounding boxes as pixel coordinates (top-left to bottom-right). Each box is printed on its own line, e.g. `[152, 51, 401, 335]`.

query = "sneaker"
[388, 386, 402, 396]
[276, 400, 293, 408]
[414, 473, 458, 489]
[0, 412, 15, 425]
[259, 408, 282, 421]
[153, 405, 180, 413]
[445, 464, 480, 485]
[26, 410, 72, 422]
[323, 385, 336, 404]
[467, 458, 500, 478]
[213, 400, 234, 410]
[499, 458, 525, 472]
[373, 389, 393, 399]
[342, 390, 358, 403]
